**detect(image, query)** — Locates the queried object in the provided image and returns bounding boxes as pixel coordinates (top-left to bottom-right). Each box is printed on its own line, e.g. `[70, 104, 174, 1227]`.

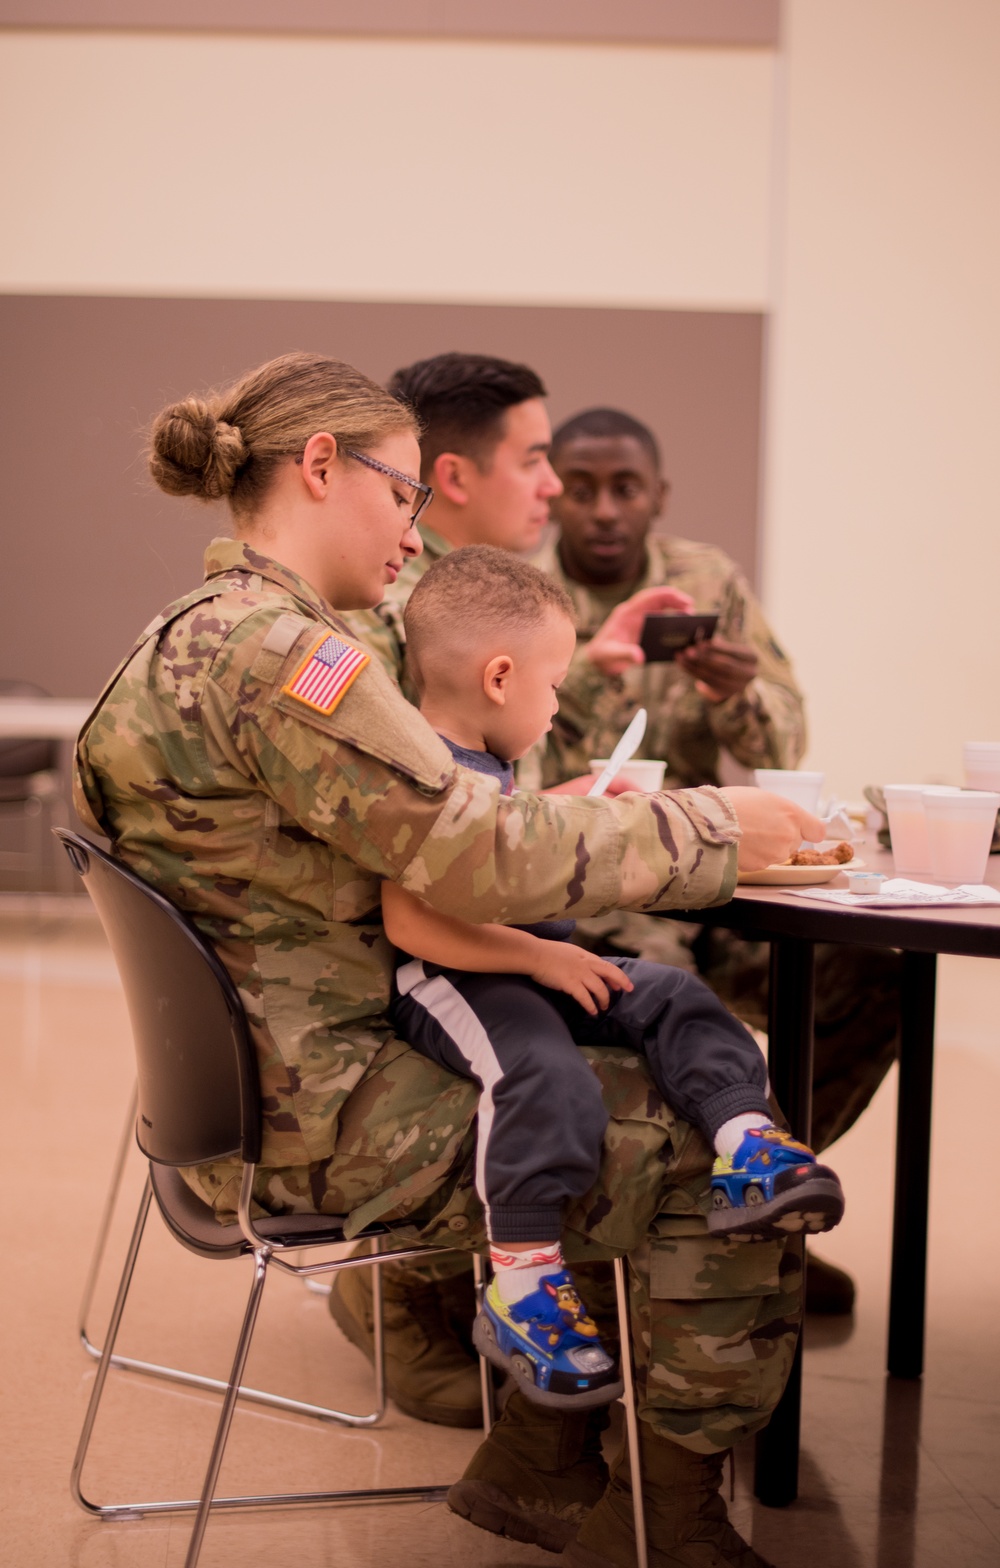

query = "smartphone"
[640, 613, 719, 663]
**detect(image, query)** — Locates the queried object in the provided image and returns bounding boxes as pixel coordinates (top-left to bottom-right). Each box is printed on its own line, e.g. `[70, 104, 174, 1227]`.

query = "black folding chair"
[56, 829, 495, 1567]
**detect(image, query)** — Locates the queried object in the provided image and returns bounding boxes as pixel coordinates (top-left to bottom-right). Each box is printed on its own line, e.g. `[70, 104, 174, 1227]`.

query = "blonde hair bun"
[149, 397, 248, 500]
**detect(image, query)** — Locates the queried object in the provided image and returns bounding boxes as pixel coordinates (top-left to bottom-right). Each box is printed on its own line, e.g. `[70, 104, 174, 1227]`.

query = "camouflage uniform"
[520, 533, 806, 793]
[523, 533, 900, 1154]
[74, 537, 801, 1453]
[350, 527, 898, 1152]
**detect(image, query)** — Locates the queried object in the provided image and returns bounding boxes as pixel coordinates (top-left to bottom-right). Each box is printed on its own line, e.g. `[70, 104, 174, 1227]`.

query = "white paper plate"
[738, 858, 863, 887]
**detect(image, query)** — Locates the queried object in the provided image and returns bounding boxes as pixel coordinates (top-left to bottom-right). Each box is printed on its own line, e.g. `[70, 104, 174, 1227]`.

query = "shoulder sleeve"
[206, 611, 740, 921]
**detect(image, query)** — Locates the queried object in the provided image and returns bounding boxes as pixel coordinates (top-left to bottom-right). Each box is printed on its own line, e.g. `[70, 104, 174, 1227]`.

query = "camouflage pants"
[189, 1039, 801, 1455]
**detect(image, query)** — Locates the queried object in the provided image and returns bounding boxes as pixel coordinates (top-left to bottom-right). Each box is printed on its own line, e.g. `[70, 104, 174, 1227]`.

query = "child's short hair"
[403, 546, 574, 687]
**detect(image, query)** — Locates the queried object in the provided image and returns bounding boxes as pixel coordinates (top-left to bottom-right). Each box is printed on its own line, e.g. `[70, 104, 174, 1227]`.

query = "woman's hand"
[724, 787, 826, 873]
[528, 941, 635, 1015]
[586, 586, 694, 678]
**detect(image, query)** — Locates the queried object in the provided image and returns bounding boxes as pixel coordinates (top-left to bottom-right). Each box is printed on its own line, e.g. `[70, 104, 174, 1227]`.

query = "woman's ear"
[300, 432, 338, 500]
[483, 653, 514, 707]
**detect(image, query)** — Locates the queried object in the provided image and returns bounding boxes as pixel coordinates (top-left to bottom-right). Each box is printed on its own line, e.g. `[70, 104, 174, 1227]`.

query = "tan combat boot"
[561, 1439, 774, 1567]
[448, 1390, 610, 1553]
[328, 1256, 482, 1428]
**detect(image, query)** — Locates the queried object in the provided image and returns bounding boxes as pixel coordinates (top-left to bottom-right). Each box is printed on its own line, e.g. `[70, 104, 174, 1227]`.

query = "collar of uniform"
[536, 536, 672, 637]
[416, 523, 453, 561]
[203, 537, 334, 622]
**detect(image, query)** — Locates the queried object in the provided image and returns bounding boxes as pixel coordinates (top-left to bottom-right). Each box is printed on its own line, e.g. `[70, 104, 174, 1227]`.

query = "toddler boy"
[382, 546, 843, 1409]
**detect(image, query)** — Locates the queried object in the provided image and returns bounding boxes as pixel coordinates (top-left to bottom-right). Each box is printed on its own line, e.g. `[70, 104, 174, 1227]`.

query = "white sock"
[714, 1114, 774, 1160]
[490, 1242, 564, 1305]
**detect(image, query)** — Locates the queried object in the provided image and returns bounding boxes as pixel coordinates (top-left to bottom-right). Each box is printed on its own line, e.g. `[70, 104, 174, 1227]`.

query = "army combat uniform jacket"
[75, 539, 738, 1207]
[75, 538, 799, 1451]
[522, 534, 806, 791]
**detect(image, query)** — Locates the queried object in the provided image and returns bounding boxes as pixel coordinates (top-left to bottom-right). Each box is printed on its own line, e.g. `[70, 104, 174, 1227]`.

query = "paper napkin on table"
[790, 879, 1000, 908]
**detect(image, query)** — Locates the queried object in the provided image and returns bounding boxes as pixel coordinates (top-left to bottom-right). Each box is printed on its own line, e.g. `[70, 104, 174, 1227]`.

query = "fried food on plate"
[786, 841, 853, 867]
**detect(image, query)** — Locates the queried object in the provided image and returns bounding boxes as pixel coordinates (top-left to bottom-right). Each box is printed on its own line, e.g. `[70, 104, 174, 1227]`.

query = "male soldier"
[533, 406, 902, 1312]
[336, 357, 696, 1431]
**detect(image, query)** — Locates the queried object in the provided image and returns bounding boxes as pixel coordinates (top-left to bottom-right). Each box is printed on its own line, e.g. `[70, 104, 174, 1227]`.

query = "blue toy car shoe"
[709, 1127, 845, 1239]
[472, 1270, 623, 1409]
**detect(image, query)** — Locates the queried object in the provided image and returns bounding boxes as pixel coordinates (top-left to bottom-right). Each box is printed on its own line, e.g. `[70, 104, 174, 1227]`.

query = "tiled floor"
[2, 911, 998, 1567]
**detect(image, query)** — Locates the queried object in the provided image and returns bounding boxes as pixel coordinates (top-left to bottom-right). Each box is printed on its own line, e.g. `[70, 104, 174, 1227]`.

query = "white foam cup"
[883, 784, 959, 874]
[589, 759, 667, 792]
[962, 742, 1000, 792]
[753, 769, 824, 814]
[922, 789, 1000, 884]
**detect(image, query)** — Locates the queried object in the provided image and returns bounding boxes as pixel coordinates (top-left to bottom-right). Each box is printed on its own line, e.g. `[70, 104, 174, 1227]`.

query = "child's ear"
[483, 654, 514, 708]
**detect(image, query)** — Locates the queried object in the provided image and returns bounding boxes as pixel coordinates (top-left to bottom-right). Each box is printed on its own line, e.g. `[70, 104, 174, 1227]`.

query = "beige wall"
[6, 11, 998, 805]
[0, 30, 774, 308]
[767, 0, 1000, 798]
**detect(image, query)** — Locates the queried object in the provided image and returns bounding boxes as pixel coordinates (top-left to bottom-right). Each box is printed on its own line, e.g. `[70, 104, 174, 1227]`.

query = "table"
[676, 844, 1000, 1506]
[0, 697, 94, 738]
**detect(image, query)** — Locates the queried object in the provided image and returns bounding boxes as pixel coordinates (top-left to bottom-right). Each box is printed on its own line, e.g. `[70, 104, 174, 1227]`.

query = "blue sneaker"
[709, 1127, 845, 1239]
[472, 1270, 623, 1410]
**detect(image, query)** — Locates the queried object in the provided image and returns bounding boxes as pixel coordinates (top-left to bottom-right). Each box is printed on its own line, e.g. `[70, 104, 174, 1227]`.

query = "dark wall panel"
[0, 295, 763, 696]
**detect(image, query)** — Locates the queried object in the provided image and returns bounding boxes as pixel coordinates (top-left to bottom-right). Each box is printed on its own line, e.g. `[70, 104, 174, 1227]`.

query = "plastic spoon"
[587, 709, 649, 798]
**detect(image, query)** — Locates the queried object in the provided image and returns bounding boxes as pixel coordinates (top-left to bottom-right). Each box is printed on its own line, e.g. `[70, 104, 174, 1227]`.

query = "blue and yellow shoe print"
[472, 1270, 623, 1409]
[709, 1126, 845, 1239]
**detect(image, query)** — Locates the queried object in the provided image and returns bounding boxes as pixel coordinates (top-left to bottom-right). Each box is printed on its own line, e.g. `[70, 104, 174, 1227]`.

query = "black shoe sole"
[708, 1176, 845, 1240]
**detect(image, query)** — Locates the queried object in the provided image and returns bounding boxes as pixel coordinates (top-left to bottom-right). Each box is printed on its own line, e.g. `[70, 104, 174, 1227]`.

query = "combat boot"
[561, 1438, 774, 1567]
[448, 1389, 610, 1553]
[328, 1256, 482, 1428]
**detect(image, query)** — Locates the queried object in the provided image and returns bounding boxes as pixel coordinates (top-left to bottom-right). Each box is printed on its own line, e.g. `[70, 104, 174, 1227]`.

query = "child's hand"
[528, 943, 634, 1015]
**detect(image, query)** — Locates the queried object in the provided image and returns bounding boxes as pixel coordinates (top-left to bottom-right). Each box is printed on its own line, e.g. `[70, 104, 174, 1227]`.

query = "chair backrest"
[55, 829, 261, 1167]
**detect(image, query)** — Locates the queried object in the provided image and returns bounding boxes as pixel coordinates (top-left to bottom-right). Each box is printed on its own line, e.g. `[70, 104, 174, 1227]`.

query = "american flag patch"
[283, 633, 370, 715]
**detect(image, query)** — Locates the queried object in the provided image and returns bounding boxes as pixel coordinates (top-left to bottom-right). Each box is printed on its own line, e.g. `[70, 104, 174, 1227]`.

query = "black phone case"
[639, 613, 719, 663]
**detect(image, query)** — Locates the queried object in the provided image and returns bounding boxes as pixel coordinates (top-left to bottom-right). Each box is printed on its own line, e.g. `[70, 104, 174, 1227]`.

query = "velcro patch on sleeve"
[282, 632, 370, 715]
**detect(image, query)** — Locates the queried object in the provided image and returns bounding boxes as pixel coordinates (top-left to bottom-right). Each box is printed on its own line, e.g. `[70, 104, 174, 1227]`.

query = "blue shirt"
[441, 736, 575, 943]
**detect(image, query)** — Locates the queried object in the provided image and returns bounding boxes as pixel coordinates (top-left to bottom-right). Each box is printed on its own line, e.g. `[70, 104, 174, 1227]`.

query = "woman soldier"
[74, 352, 818, 1568]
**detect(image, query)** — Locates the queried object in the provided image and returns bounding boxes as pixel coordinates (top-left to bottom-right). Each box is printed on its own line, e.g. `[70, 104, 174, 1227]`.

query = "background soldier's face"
[551, 435, 668, 587]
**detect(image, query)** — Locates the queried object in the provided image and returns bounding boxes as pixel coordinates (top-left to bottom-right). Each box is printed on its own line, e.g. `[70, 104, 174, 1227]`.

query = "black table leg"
[888, 950, 937, 1378]
[754, 937, 815, 1508]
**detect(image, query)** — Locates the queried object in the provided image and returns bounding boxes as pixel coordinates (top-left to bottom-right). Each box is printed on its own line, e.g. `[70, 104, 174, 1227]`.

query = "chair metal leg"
[71, 1174, 154, 1517]
[614, 1255, 648, 1568]
[73, 1217, 452, 1541]
[78, 1082, 137, 1357]
[80, 1143, 390, 1428]
[184, 1246, 271, 1568]
[472, 1252, 495, 1434]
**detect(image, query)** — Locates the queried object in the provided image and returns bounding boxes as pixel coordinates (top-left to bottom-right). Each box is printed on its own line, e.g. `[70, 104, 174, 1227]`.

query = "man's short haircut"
[551, 407, 661, 471]
[403, 545, 574, 689]
[388, 353, 547, 480]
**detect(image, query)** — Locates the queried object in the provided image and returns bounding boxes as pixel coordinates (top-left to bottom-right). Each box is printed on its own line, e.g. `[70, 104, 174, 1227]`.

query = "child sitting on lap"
[382, 546, 844, 1410]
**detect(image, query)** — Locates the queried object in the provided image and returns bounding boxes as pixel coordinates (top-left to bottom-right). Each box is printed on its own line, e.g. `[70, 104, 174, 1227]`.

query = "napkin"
[790, 879, 1000, 908]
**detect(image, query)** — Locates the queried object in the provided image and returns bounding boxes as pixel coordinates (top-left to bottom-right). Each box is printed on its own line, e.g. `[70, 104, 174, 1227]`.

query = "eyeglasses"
[344, 448, 434, 526]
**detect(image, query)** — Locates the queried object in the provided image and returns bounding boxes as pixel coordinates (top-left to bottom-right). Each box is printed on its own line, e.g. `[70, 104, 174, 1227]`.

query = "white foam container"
[753, 769, 824, 813]
[589, 759, 667, 792]
[923, 789, 1000, 883]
